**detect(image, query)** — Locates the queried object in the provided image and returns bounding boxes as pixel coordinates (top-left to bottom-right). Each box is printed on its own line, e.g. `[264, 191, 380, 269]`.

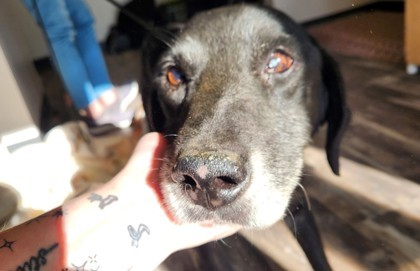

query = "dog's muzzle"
[171, 150, 248, 210]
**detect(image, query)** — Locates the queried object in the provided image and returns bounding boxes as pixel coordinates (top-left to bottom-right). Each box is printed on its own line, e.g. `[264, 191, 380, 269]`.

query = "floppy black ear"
[139, 26, 182, 132]
[139, 33, 169, 132]
[319, 49, 351, 175]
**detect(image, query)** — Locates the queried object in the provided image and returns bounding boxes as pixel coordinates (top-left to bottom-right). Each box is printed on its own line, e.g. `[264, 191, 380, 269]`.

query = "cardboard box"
[405, 0, 420, 65]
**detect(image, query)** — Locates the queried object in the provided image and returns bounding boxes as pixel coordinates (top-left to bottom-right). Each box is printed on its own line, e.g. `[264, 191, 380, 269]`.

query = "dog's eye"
[265, 50, 294, 74]
[166, 66, 184, 88]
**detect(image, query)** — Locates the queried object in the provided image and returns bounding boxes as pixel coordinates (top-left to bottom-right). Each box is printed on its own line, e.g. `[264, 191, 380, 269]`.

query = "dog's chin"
[161, 180, 293, 229]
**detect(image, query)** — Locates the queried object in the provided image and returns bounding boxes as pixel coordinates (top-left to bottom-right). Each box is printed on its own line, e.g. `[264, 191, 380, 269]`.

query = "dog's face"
[140, 5, 348, 228]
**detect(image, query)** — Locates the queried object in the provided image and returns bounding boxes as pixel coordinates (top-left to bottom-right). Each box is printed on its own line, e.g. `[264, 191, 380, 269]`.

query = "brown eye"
[166, 66, 184, 88]
[266, 50, 294, 74]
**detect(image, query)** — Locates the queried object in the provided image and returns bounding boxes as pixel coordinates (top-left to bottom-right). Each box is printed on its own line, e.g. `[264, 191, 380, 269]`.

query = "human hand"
[110, 132, 242, 265]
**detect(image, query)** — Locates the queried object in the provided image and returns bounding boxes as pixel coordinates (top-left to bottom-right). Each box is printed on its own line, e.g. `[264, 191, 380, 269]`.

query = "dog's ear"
[139, 33, 168, 132]
[139, 25, 183, 132]
[318, 49, 351, 175]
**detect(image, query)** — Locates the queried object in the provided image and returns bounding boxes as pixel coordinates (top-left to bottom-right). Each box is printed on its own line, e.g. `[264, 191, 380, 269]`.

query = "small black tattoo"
[52, 209, 65, 219]
[15, 243, 58, 271]
[88, 193, 118, 209]
[25, 214, 49, 226]
[127, 224, 150, 248]
[0, 238, 16, 252]
[70, 254, 100, 271]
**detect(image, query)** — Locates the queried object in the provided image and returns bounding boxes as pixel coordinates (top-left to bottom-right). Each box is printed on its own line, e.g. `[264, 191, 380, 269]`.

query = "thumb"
[125, 132, 166, 172]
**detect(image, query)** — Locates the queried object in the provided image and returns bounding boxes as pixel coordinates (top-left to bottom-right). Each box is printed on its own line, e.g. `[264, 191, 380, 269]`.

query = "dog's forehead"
[170, 6, 291, 62]
[170, 35, 209, 68]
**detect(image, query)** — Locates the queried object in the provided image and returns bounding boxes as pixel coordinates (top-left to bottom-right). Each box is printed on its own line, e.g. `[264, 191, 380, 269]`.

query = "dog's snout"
[171, 151, 247, 210]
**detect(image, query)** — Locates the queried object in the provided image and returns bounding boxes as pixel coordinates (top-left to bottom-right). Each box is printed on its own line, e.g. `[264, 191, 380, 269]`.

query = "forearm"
[0, 134, 168, 271]
[0, 207, 66, 271]
[0, 184, 169, 271]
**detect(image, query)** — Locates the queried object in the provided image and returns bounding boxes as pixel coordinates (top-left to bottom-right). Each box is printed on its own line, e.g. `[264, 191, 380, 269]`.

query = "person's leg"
[22, 0, 137, 131]
[25, 0, 98, 110]
[63, 0, 139, 120]
[64, 0, 114, 97]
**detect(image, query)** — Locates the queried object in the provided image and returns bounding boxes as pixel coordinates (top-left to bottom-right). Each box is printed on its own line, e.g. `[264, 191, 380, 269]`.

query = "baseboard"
[1, 125, 42, 153]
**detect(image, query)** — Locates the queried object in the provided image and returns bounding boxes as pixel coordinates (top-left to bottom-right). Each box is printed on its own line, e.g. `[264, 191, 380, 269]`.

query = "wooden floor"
[241, 146, 420, 271]
[32, 5, 420, 271]
[310, 53, 420, 183]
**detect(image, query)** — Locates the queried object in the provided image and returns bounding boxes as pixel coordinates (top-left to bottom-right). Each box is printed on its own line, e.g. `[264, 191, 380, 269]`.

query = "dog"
[139, 4, 350, 270]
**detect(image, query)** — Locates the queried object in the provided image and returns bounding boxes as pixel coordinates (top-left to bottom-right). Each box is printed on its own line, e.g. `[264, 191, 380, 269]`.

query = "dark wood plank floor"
[306, 6, 419, 183]
[311, 54, 420, 183]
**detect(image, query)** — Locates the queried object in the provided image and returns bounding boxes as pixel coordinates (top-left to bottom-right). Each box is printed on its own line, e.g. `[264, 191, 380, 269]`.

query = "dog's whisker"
[297, 183, 312, 211]
[153, 158, 166, 162]
[183, 183, 193, 195]
[104, 0, 175, 47]
[164, 134, 178, 138]
[286, 208, 297, 237]
[154, 158, 172, 166]
[217, 238, 233, 248]
[1, 221, 9, 232]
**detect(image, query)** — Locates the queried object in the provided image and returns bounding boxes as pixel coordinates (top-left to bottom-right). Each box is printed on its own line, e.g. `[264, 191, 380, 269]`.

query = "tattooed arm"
[0, 133, 241, 271]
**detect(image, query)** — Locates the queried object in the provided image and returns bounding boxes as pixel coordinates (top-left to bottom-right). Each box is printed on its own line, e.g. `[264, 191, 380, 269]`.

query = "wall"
[0, 0, 43, 147]
[15, 0, 379, 60]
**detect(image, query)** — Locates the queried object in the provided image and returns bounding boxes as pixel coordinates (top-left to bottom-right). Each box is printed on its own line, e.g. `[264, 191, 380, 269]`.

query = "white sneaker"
[115, 81, 139, 111]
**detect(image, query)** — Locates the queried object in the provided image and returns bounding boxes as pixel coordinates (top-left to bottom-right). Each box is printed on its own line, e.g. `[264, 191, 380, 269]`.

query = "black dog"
[139, 4, 350, 270]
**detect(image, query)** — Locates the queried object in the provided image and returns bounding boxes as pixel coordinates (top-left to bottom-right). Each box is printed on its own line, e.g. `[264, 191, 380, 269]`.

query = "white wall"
[86, 0, 127, 49]
[267, 0, 378, 22]
[0, 0, 43, 146]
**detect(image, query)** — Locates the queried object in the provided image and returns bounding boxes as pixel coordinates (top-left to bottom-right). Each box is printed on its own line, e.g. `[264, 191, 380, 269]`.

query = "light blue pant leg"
[21, 0, 112, 109]
[64, 0, 113, 95]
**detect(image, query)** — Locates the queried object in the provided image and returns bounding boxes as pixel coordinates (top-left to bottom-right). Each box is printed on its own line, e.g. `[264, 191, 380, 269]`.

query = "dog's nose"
[171, 151, 247, 210]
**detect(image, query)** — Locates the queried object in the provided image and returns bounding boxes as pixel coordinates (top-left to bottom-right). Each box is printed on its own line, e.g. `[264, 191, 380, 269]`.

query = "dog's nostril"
[179, 175, 237, 192]
[182, 175, 197, 190]
[173, 151, 248, 209]
[214, 176, 238, 189]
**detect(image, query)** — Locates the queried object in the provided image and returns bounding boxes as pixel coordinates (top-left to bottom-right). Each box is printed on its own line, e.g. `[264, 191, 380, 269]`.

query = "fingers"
[171, 223, 242, 252]
[126, 132, 166, 171]
[199, 224, 242, 242]
[134, 132, 166, 159]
